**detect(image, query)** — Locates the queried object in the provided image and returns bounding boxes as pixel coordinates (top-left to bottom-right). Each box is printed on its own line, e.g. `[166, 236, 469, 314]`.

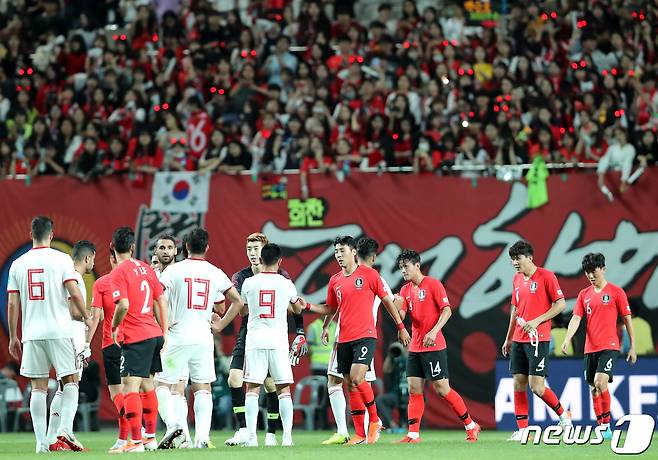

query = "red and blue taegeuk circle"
[172, 180, 190, 200]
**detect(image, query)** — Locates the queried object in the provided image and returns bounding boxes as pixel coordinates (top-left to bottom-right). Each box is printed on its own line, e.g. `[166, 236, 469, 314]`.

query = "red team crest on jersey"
[602, 294, 610, 304]
[355, 277, 363, 289]
[419, 289, 426, 300]
[530, 281, 538, 293]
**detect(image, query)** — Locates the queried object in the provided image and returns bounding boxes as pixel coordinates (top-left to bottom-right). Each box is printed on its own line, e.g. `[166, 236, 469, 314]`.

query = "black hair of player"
[157, 234, 176, 246]
[112, 227, 135, 254]
[508, 240, 534, 259]
[396, 249, 420, 267]
[187, 227, 209, 254]
[582, 252, 605, 273]
[31, 215, 53, 241]
[180, 233, 189, 259]
[333, 235, 356, 249]
[356, 236, 378, 260]
[72, 240, 96, 262]
[260, 243, 282, 267]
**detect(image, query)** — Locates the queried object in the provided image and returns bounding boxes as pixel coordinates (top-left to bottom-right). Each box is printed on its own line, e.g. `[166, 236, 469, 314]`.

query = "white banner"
[150, 172, 210, 213]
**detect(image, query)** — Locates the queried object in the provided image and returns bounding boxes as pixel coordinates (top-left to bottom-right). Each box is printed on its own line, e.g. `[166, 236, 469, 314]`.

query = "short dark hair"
[187, 228, 208, 254]
[112, 227, 135, 254]
[333, 235, 356, 249]
[72, 240, 96, 262]
[157, 235, 176, 246]
[261, 243, 282, 266]
[356, 236, 379, 260]
[396, 249, 421, 267]
[31, 216, 53, 241]
[582, 253, 605, 273]
[509, 240, 534, 259]
[180, 233, 189, 259]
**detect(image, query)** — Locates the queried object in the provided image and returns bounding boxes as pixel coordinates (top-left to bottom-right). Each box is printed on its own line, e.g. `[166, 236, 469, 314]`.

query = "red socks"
[592, 393, 603, 425]
[540, 388, 564, 416]
[514, 391, 529, 429]
[355, 382, 379, 424]
[442, 389, 473, 426]
[600, 390, 611, 424]
[140, 390, 158, 437]
[123, 392, 143, 442]
[349, 390, 366, 437]
[112, 393, 129, 440]
[407, 393, 424, 433]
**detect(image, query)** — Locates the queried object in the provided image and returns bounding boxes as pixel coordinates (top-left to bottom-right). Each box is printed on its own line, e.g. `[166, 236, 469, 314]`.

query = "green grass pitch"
[1, 430, 656, 459]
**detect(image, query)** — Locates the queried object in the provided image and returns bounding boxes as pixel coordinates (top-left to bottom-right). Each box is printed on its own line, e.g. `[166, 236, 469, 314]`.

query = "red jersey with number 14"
[91, 273, 124, 348]
[326, 265, 388, 343]
[399, 276, 451, 353]
[511, 267, 564, 343]
[573, 283, 630, 353]
[111, 258, 163, 344]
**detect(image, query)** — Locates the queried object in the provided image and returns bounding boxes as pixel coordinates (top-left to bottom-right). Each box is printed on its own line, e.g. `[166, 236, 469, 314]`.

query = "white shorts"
[327, 343, 376, 382]
[21, 339, 78, 379]
[243, 348, 293, 385]
[156, 343, 215, 384]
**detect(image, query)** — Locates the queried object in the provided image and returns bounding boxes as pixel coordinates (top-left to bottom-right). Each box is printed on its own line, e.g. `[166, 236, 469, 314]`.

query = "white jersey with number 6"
[159, 258, 232, 346]
[241, 272, 298, 351]
[7, 247, 78, 341]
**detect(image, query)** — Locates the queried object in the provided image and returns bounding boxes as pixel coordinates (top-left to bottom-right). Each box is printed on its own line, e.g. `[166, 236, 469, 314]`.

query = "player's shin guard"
[140, 390, 158, 438]
[155, 386, 173, 429]
[407, 393, 424, 435]
[539, 388, 564, 416]
[442, 390, 474, 428]
[59, 382, 79, 436]
[600, 390, 611, 425]
[112, 393, 129, 440]
[124, 392, 144, 442]
[245, 392, 259, 436]
[592, 393, 603, 425]
[193, 390, 212, 443]
[356, 382, 379, 423]
[328, 386, 348, 436]
[266, 391, 280, 434]
[30, 389, 48, 448]
[278, 393, 293, 437]
[349, 390, 366, 438]
[46, 390, 62, 444]
[231, 387, 247, 429]
[514, 391, 529, 429]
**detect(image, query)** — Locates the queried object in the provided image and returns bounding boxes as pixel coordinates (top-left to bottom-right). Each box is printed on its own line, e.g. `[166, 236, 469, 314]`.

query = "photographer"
[376, 342, 408, 431]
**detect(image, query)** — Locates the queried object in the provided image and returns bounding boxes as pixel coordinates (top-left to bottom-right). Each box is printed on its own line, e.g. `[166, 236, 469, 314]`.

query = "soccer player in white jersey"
[156, 228, 243, 449]
[6, 216, 88, 453]
[45, 240, 96, 451]
[321, 237, 392, 445]
[213, 243, 304, 447]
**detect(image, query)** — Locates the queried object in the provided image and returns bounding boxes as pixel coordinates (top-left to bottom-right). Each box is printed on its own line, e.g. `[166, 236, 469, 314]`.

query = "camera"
[389, 342, 404, 357]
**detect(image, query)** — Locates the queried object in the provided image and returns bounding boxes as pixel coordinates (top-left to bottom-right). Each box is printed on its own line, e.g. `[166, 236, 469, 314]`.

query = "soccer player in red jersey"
[109, 227, 169, 453]
[561, 253, 637, 439]
[501, 240, 572, 441]
[394, 249, 480, 443]
[307, 236, 410, 445]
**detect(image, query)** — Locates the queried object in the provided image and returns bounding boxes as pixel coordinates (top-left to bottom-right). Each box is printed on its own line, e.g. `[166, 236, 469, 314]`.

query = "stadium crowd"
[0, 0, 657, 184]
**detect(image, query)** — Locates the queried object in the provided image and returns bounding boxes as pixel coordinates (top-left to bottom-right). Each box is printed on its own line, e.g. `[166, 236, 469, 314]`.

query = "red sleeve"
[616, 287, 631, 316]
[399, 285, 409, 313]
[544, 271, 564, 303]
[111, 268, 129, 302]
[573, 291, 584, 317]
[510, 276, 517, 307]
[326, 277, 338, 309]
[153, 147, 164, 169]
[433, 279, 451, 309]
[370, 269, 387, 300]
[91, 280, 103, 309]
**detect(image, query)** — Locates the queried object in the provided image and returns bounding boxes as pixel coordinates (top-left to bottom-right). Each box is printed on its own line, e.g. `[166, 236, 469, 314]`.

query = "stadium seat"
[12, 384, 32, 432]
[551, 328, 573, 356]
[632, 317, 655, 354]
[292, 376, 328, 430]
[0, 379, 20, 432]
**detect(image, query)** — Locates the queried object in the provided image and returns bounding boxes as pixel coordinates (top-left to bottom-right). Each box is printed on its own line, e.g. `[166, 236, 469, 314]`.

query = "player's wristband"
[396, 322, 405, 331]
[305, 303, 312, 311]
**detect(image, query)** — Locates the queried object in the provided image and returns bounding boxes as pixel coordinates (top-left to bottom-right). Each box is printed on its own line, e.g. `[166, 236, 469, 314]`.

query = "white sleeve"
[621, 145, 636, 182]
[240, 279, 250, 304]
[597, 146, 612, 174]
[216, 269, 233, 294]
[62, 255, 78, 284]
[381, 277, 393, 297]
[288, 280, 299, 303]
[7, 262, 18, 292]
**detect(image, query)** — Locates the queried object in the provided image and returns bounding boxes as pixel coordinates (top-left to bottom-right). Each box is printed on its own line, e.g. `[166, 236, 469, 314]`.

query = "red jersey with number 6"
[399, 276, 451, 353]
[111, 258, 164, 344]
[91, 273, 124, 348]
[573, 283, 631, 353]
[326, 265, 389, 343]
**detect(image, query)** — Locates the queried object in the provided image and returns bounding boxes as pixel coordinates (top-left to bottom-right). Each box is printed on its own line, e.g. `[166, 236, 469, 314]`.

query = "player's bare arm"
[522, 297, 566, 332]
[561, 314, 582, 354]
[86, 307, 103, 344]
[7, 292, 21, 359]
[213, 300, 226, 315]
[65, 279, 88, 322]
[288, 298, 304, 315]
[153, 294, 169, 334]
[622, 314, 637, 364]
[393, 294, 406, 321]
[306, 302, 335, 315]
[321, 312, 337, 345]
[212, 296, 244, 334]
[111, 298, 129, 344]
[502, 304, 517, 357]
[381, 295, 411, 346]
[423, 306, 452, 348]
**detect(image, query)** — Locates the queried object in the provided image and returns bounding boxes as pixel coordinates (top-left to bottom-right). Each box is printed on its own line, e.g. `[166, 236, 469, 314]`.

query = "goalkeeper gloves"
[289, 335, 308, 366]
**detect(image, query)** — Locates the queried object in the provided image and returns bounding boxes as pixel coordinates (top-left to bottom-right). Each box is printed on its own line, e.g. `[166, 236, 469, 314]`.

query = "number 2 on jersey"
[140, 280, 151, 314]
[259, 290, 276, 319]
[184, 278, 210, 310]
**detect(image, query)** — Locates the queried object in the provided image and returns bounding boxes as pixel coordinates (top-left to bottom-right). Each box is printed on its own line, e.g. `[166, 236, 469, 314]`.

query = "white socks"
[30, 389, 48, 449]
[328, 386, 348, 436]
[278, 393, 293, 437]
[59, 383, 79, 436]
[46, 390, 62, 444]
[465, 421, 476, 430]
[193, 390, 212, 444]
[245, 392, 259, 437]
[156, 386, 174, 429]
[177, 394, 191, 441]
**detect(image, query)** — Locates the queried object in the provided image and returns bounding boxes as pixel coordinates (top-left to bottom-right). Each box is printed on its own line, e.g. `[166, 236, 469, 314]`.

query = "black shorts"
[509, 341, 550, 377]
[407, 350, 449, 381]
[230, 315, 248, 370]
[103, 344, 122, 386]
[336, 337, 376, 375]
[584, 350, 618, 385]
[120, 336, 164, 378]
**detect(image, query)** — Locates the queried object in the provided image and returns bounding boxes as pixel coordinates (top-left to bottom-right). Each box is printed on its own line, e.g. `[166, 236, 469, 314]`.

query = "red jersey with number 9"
[111, 258, 164, 344]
